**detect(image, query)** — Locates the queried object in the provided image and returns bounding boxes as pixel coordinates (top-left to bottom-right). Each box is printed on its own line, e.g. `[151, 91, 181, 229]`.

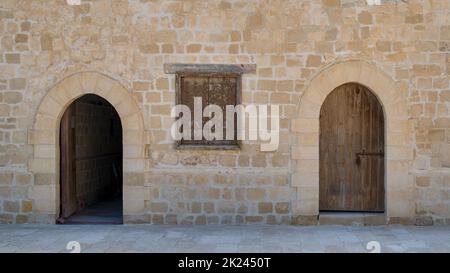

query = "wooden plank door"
[60, 106, 77, 218]
[319, 83, 385, 212]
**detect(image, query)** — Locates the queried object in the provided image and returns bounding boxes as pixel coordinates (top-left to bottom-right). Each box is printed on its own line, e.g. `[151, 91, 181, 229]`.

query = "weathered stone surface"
[5, 53, 20, 64]
[292, 215, 318, 226]
[0, 0, 447, 225]
[415, 216, 434, 226]
[4, 201, 20, 213]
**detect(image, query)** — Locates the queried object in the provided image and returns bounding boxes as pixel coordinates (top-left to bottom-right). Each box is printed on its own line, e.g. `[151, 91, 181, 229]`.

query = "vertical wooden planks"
[319, 83, 385, 212]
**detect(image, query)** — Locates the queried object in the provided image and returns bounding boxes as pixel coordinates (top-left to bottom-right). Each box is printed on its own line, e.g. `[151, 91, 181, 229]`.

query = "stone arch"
[291, 60, 414, 224]
[28, 72, 147, 223]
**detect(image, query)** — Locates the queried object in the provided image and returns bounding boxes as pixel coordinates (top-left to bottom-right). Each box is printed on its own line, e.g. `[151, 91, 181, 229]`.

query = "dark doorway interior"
[58, 94, 123, 224]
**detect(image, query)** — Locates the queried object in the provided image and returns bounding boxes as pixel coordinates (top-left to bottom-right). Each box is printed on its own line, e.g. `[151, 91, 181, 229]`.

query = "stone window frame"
[175, 72, 242, 150]
[165, 63, 256, 150]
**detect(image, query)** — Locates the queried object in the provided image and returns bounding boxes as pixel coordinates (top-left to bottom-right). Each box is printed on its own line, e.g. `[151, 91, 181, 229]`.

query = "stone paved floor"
[0, 224, 449, 253]
[63, 197, 123, 225]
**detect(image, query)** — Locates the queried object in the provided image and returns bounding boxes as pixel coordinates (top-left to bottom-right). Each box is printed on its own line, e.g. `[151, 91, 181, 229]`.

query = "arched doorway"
[30, 72, 146, 224]
[319, 83, 385, 212]
[292, 61, 414, 224]
[58, 94, 123, 224]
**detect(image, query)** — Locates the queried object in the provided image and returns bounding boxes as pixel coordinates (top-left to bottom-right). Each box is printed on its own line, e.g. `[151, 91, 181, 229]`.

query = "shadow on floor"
[60, 197, 123, 225]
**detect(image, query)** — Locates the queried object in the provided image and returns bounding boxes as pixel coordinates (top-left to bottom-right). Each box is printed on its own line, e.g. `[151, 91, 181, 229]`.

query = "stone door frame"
[29, 72, 147, 223]
[291, 60, 414, 224]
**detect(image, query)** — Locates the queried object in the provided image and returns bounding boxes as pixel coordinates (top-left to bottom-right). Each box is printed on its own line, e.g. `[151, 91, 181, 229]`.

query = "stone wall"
[0, 0, 448, 225]
[140, 170, 292, 225]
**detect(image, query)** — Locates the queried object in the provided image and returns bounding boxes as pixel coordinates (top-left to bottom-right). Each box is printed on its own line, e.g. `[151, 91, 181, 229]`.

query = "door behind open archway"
[319, 83, 385, 212]
[59, 94, 123, 224]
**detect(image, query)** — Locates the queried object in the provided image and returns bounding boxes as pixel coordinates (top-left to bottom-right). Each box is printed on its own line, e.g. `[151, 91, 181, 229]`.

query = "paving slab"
[0, 225, 449, 253]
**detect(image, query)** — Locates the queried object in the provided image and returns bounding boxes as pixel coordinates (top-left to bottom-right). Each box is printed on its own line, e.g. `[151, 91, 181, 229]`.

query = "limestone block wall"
[141, 170, 292, 225]
[0, 0, 448, 225]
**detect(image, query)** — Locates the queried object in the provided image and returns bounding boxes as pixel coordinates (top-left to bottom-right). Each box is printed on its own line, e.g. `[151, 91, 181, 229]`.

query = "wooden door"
[319, 83, 385, 212]
[60, 106, 77, 218]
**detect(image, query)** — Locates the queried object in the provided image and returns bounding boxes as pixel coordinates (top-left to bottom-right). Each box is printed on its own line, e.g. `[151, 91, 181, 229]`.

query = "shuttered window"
[176, 73, 240, 148]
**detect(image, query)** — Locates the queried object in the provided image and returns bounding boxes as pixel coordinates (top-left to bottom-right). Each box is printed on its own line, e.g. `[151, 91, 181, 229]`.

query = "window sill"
[175, 144, 241, 151]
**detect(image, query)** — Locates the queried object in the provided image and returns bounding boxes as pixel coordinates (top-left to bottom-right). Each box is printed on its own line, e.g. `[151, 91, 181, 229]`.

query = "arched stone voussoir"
[34, 114, 58, 131]
[36, 95, 63, 118]
[328, 61, 363, 86]
[306, 72, 336, 102]
[80, 71, 102, 92]
[122, 112, 145, 131]
[115, 98, 141, 119]
[298, 100, 321, 119]
[55, 73, 85, 102]
[47, 84, 70, 108]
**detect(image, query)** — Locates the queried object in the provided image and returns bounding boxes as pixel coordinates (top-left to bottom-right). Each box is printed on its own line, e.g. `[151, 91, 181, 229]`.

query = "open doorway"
[58, 94, 123, 224]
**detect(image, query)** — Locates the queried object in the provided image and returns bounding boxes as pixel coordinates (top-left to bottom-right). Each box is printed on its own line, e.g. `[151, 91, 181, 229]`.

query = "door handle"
[356, 155, 361, 166]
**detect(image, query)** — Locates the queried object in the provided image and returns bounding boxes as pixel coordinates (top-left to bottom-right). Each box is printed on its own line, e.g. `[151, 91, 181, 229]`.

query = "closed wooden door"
[60, 106, 77, 218]
[319, 83, 385, 212]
